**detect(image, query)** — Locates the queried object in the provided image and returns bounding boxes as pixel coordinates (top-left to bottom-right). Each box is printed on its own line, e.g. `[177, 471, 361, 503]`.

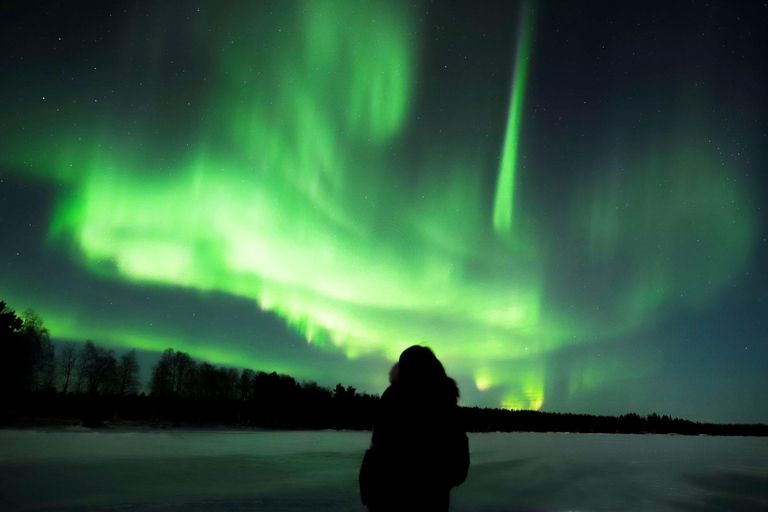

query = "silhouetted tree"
[73, 341, 92, 394]
[239, 369, 255, 401]
[20, 309, 55, 392]
[116, 349, 140, 397]
[197, 362, 219, 399]
[150, 348, 174, 397]
[334, 383, 346, 400]
[81, 341, 118, 395]
[0, 301, 25, 411]
[0, 305, 55, 397]
[172, 350, 195, 397]
[57, 343, 79, 394]
[0, 301, 23, 333]
[151, 348, 197, 398]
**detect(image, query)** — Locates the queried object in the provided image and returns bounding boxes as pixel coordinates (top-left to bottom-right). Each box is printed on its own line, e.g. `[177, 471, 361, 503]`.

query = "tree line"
[142, 347, 378, 429]
[1, 299, 766, 435]
[458, 408, 768, 437]
[0, 300, 377, 428]
[0, 301, 141, 401]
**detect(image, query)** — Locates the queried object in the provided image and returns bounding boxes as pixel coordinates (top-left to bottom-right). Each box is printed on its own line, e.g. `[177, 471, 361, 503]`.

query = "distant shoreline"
[4, 424, 765, 439]
[5, 413, 766, 438]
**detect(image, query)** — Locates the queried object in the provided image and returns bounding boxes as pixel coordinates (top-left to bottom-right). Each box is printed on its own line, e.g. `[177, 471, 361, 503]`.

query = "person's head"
[398, 345, 445, 385]
[396, 345, 459, 403]
[389, 362, 400, 385]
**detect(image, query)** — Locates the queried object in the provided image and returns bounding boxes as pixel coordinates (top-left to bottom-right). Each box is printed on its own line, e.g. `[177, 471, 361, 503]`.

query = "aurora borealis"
[1, 1, 766, 423]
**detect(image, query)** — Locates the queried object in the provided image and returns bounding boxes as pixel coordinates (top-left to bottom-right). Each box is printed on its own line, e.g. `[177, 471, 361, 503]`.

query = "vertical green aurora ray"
[493, 1, 534, 236]
[0, 0, 758, 413]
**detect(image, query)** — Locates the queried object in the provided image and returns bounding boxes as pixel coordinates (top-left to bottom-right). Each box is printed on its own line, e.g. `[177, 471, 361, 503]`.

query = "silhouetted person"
[360, 346, 470, 511]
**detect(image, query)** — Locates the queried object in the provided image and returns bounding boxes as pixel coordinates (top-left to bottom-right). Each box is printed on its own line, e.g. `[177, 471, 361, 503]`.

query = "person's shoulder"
[380, 384, 399, 401]
[380, 384, 408, 409]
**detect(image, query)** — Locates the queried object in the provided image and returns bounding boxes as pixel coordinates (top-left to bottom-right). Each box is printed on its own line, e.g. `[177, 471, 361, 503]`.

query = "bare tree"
[223, 368, 239, 400]
[150, 348, 196, 398]
[37, 338, 56, 392]
[73, 341, 92, 394]
[58, 343, 79, 394]
[151, 349, 174, 396]
[116, 349, 140, 397]
[172, 351, 195, 397]
[81, 341, 118, 395]
[239, 369, 255, 401]
[197, 362, 218, 399]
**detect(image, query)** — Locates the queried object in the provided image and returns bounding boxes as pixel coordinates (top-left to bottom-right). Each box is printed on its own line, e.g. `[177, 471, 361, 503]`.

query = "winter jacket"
[360, 383, 470, 511]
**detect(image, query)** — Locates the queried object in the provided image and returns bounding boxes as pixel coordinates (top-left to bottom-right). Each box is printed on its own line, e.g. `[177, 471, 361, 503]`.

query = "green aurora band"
[493, 1, 533, 236]
[0, 0, 756, 411]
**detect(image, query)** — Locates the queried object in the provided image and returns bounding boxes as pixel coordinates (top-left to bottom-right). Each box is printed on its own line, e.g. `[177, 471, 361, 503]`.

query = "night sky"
[1, 1, 766, 424]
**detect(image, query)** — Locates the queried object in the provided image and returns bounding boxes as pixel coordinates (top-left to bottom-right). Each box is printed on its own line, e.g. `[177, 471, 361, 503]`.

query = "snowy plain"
[0, 429, 766, 511]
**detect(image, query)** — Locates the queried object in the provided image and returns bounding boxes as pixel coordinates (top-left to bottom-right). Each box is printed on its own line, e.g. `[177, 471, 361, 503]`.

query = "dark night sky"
[1, 1, 766, 423]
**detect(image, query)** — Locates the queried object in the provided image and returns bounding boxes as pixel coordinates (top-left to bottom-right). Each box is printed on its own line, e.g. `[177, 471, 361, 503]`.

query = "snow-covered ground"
[0, 429, 765, 511]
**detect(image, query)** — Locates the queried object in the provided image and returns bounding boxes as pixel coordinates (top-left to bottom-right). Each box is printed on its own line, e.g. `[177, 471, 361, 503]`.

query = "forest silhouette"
[1, 299, 766, 436]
